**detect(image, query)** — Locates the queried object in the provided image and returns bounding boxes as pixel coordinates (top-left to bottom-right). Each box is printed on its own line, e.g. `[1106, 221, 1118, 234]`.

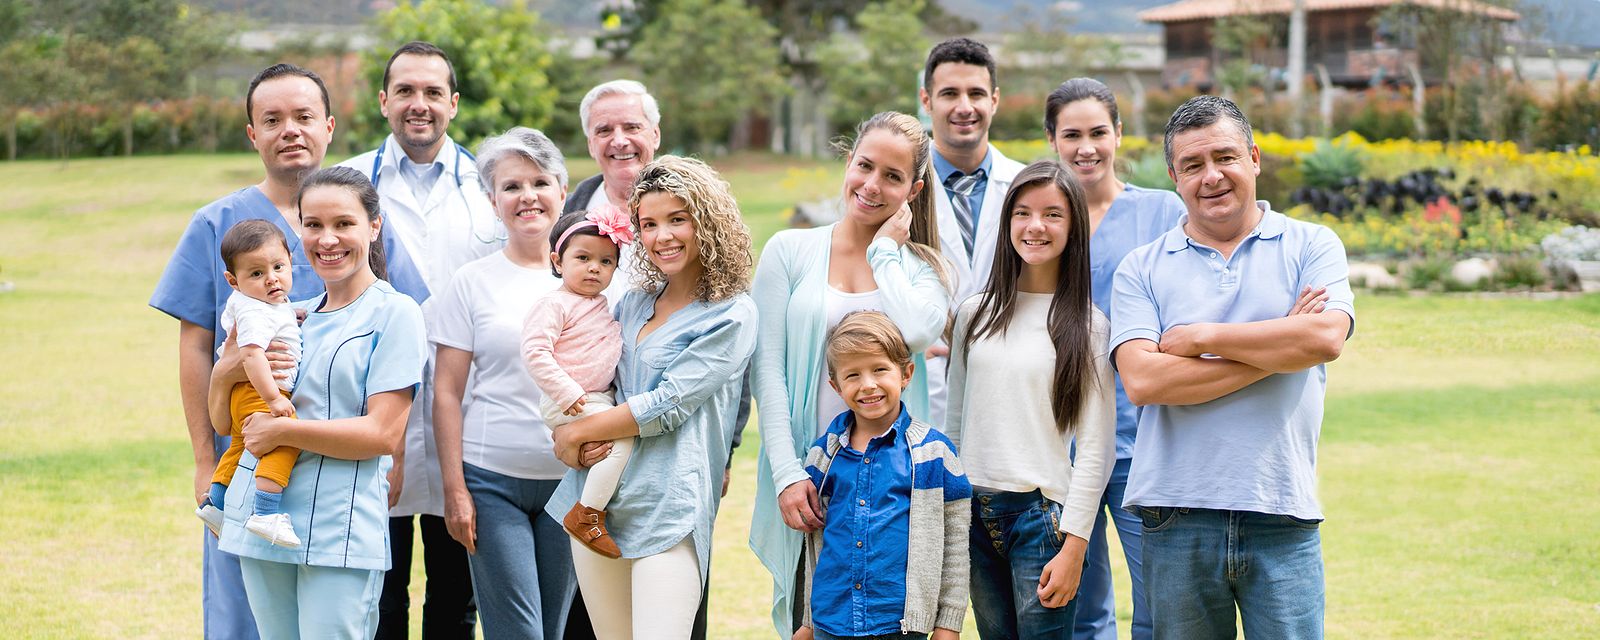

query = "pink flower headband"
[555, 205, 635, 256]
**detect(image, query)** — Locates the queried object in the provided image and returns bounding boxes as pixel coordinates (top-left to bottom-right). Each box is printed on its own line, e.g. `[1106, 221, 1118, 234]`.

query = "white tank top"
[815, 285, 884, 436]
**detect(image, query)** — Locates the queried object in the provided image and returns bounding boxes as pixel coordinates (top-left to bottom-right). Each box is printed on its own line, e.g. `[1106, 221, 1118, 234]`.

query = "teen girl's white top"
[813, 286, 883, 436]
[218, 280, 427, 570]
[945, 292, 1116, 541]
[429, 252, 568, 480]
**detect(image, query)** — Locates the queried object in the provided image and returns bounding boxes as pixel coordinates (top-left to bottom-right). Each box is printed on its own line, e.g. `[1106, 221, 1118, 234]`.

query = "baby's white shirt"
[217, 290, 302, 392]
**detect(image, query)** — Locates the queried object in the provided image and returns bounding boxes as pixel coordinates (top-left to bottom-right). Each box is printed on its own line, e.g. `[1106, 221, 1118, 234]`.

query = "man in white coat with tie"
[339, 40, 502, 639]
[919, 37, 1024, 427]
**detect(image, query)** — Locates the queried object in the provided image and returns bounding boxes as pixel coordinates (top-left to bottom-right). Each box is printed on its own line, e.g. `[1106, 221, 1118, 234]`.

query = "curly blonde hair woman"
[545, 154, 759, 640]
[626, 155, 754, 302]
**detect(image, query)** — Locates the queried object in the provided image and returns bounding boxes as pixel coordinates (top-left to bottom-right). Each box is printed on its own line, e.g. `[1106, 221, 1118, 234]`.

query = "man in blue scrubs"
[1110, 96, 1354, 639]
[151, 63, 424, 638]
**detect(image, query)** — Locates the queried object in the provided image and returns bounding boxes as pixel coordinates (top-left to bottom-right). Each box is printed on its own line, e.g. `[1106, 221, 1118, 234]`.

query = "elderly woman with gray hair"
[430, 126, 591, 639]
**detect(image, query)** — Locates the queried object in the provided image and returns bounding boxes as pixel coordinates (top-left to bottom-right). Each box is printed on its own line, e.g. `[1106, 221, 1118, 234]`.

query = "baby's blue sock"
[208, 483, 228, 511]
[253, 489, 284, 516]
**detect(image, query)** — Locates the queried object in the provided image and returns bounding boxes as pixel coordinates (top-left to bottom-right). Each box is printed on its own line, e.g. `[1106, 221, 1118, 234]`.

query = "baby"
[522, 208, 632, 558]
[196, 219, 305, 548]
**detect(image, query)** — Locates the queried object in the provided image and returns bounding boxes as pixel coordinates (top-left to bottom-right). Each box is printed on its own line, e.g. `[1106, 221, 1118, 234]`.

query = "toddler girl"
[522, 207, 633, 558]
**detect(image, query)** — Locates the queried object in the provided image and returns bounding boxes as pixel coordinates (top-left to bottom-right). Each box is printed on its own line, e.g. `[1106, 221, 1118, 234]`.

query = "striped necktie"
[946, 169, 984, 260]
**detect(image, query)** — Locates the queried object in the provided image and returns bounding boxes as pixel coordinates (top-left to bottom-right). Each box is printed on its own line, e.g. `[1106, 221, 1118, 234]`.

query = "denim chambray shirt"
[545, 288, 757, 582]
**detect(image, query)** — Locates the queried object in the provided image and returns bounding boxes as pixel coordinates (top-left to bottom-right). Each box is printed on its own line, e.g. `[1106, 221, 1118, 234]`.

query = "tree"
[1211, 14, 1280, 100]
[817, 0, 929, 133]
[358, 0, 564, 149]
[1385, 0, 1519, 142]
[98, 36, 169, 156]
[1003, 5, 1125, 95]
[630, 0, 787, 152]
[0, 36, 57, 161]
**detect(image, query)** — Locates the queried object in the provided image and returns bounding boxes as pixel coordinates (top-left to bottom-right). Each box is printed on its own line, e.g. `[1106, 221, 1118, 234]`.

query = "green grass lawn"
[2, 154, 1598, 638]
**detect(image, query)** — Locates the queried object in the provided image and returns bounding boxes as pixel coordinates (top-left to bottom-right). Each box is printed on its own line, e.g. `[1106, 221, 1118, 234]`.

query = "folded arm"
[1114, 338, 1273, 406]
[1158, 309, 1350, 374]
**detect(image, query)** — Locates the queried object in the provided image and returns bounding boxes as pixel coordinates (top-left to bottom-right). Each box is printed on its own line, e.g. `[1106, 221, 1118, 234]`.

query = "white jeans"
[571, 536, 700, 640]
[542, 391, 634, 510]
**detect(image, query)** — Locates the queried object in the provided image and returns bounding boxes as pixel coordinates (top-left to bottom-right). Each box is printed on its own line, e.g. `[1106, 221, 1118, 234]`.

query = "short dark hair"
[245, 63, 332, 125]
[548, 210, 614, 278]
[1044, 77, 1120, 139]
[1163, 95, 1254, 170]
[922, 37, 997, 90]
[383, 41, 457, 94]
[220, 219, 291, 273]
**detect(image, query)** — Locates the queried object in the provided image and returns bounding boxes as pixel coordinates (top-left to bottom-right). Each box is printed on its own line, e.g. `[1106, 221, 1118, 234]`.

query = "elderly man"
[916, 37, 1024, 427]
[561, 78, 745, 640]
[565, 79, 661, 217]
[339, 41, 500, 640]
[1110, 95, 1354, 639]
[151, 62, 425, 639]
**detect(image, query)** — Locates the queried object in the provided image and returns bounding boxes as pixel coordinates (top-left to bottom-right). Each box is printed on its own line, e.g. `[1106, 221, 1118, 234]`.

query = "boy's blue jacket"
[799, 406, 972, 634]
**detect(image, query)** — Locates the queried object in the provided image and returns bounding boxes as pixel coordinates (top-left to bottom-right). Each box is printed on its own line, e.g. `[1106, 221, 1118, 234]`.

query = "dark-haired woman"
[1044, 78, 1184, 640]
[946, 160, 1114, 639]
[210, 167, 427, 638]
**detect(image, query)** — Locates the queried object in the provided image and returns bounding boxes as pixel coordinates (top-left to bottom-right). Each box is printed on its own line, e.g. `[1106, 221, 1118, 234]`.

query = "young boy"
[193, 219, 304, 548]
[794, 311, 971, 640]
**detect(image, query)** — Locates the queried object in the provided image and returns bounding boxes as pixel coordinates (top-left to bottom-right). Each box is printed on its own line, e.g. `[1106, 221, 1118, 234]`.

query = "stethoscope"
[370, 137, 507, 244]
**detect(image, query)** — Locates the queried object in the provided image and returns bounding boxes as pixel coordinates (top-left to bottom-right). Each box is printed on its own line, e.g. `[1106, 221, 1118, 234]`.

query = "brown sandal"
[563, 502, 622, 559]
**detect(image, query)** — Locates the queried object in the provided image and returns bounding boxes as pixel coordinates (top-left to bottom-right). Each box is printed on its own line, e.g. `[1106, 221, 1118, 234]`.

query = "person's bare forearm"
[179, 322, 220, 463]
[241, 347, 284, 402]
[1118, 341, 1273, 406]
[433, 347, 471, 494]
[568, 402, 641, 443]
[1178, 313, 1350, 373]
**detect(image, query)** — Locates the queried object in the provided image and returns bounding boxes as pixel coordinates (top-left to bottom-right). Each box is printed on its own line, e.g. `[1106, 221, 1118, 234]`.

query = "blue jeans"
[462, 463, 575, 640]
[1073, 457, 1150, 640]
[813, 630, 926, 640]
[1139, 508, 1324, 640]
[969, 489, 1078, 639]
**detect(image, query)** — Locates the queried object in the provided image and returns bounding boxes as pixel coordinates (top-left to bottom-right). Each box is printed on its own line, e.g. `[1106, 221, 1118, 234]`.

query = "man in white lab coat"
[339, 40, 502, 640]
[918, 37, 1025, 427]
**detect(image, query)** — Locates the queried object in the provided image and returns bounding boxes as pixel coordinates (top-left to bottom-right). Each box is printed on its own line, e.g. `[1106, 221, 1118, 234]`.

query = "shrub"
[1404, 257, 1453, 290]
[1335, 90, 1417, 141]
[1123, 152, 1174, 192]
[1494, 254, 1548, 289]
[1300, 137, 1365, 189]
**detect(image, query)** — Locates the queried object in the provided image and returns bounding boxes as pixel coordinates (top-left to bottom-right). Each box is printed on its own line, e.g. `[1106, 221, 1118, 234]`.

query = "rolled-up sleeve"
[1108, 250, 1162, 367]
[629, 300, 758, 438]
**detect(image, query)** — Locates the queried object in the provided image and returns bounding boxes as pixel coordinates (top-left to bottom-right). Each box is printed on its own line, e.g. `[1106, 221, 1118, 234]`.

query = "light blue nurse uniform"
[149, 185, 430, 639]
[216, 279, 427, 638]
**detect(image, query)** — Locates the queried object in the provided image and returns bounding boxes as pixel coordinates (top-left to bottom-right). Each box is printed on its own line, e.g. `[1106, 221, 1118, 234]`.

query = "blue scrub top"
[217, 280, 427, 570]
[150, 186, 431, 354]
[1088, 184, 1185, 459]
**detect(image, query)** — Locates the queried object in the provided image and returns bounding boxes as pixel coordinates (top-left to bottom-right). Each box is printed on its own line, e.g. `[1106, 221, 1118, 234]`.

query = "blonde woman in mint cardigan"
[749, 112, 953, 637]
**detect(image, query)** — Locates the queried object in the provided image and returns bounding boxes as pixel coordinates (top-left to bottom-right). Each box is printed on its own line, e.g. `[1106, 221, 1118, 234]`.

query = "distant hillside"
[196, 0, 1600, 46]
[947, 0, 1600, 46]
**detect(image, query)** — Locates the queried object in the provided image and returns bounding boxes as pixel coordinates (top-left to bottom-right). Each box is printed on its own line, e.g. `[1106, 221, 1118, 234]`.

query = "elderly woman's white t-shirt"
[430, 251, 567, 479]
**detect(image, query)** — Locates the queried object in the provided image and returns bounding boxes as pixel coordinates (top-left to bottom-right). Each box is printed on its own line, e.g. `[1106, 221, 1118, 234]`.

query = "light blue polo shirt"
[1109, 203, 1354, 520]
[218, 279, 427, 570]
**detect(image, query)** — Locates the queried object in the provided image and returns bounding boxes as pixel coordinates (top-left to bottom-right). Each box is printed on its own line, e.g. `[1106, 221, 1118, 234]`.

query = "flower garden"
[994, 133, 1600, 293]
